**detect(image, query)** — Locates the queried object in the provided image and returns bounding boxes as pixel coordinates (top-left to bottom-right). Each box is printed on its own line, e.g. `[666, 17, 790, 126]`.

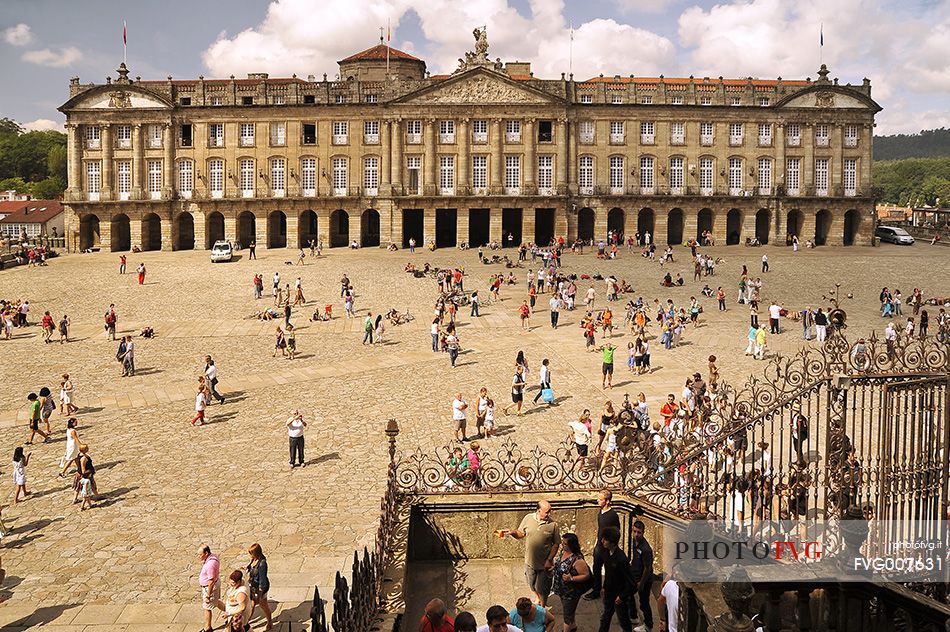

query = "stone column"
[593, 205, 608, 241]
[380, 120, 392, 196]
[130, 216, 142, 249]
[774, 202, 788, 245]
[833, 124, 844, 192]
[350, 210, 363, 248]
[256, 212, 268, 249]
[224, 213, 237, 244]
[423, 207, 436, 245]
[713, 210, 728, 245]
[860, 124, 872, 194]
[163, 124, 174, 199]
[100, 125, 114, 200]
[131, 124, 144, 200]
[424, 119, 437, 196]
[391, 119, 403, 190]
[491, 119, 503, 194]
[161, 213, 173, 251]
[99, 219, 112, 251]
[684, 207, 698, 241]
[379, 201, 394, 245]
[524, 119, 536, 195]
[567, 120, 577, 193]
[285, 211, 299, 248]
[556, 119, 568, 194]
[801, 209, 816, 244]
[555, 201, 569, 239]
[193, 208, 207, 250]
[655, 211, 669, 246]
[66, 124, 82, 199]
[523, 208, 536, 244]
[457, 208, 469, 245]
[458, 118, 469, 191]
[826, 208, 844, 246]
[489, 207, 503, 243]
[775, 124, 786, 241]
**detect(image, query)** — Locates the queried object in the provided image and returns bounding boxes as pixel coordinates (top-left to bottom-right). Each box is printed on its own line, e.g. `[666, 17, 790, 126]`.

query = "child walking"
[12, 446, 31, 504]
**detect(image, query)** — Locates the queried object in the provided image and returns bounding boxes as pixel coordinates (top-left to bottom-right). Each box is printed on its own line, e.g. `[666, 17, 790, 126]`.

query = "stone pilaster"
[224, 213, 237, 245]
[130, 216, 142, 249]
[423, 208, 436, 245]
[456, 208, 469, 245]
[567, 120, 577, 194]
[655, 211, 669, 245]
[162, 124, 174, 199]
[491, 119, 503, 194]
[380, 120, 392, 195]
[66, 123, 82, 200]
[131, 124, 144, 200]
[523, 208, 536, 244]
[391, 119, 403, 189]
[285, 212, 299, 248]
[256, 212, 268, 249]
[524, 119, 536, 194]
[424, 119, 437, 196]
[489, 207, 502, 243]
[161, 214, 173, 251]
[100, 125, 114, 200]
[350, 210, 362, 248]
[458, 119, 469, 190]
[193, 209, 207, 250]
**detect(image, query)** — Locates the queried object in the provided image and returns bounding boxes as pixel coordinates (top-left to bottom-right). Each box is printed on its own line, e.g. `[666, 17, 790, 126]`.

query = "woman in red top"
[41, 311, 55, 343]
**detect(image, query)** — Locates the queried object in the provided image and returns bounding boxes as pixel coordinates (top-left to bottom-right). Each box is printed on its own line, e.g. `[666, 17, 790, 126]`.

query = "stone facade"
[59, 43, 881, 252]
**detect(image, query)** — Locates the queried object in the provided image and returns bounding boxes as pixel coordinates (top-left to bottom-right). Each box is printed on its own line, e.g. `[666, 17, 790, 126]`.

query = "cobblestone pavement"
[0, 243, 946, 630]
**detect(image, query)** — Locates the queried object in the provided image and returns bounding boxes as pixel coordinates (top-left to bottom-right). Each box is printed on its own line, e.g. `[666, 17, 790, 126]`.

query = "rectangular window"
[472, 155, 488, 192]
[181, 97, 192, 106]
[180, 124, 193, 147]
[609, 121, 624, 144]
[700, 157, 714, 195]
[438, 155, 454, 195]
[148, 124, 162, 148]
[473, 120, 488, 143]
[580, 94, 593, 104]
[816, 124, 830, 147]
[270, 122, 286, 146]
[239, 158, 254, 197]
[209, 159, 224, 198]
[786, 158, 801, 195]
[609, 155, 624, 193]
[85, 126, 100, 149]
[786, 123, 801, 146]
[364, 156, 379, 196]
[332, 121, 348, 145]
[537, 120, 553, 143]
[505, 120, 521, 143]
[700, 96, 712, 106]
[579, 120, 595, 144]
[242, 96, 253, 106]
[406, 120, 422, 144]
[844, 158, 857, 196]
[639, 156, 654, 193]
[365, 94, 378, 104]
[537, 155, 553, 194]
[758, 97, 770, 107]
[303, 94, 315, 104]
[209, 123, 224, 147]
[815, 158, 829, 195]
[273, 95, 285, 105]
[178, 160, 194, 198]
[116, 160, 131, 199]
[271, 157, 285, 197]
[239, 123, 255, 147]
[728, 157, 743, 195]
[730, 96, 741, 106]
[611, 94, 623, 104]
[669, 156, 684, 194]
[334, 94, 346, 104]
[439, 120, 455, 144]
[301, 158, 316, 196]
[211, 96, 223, 106]
[671, 96, 684, 105]
[302, 123, 316, 145]
[758, 123, 772, 146]
[115, 125, 132, 149]
[757, 158, 771, 195]
[640, 121, 655, 144]
[700, 122, 714, 146]
[332, 157, 347, 196]
[670, 122, 685, 145]
[364, 120, 380, 144]
[844, 124, 859, 147]
[579, 155, 594, 194]
[504, 155, 521, 194]
[407, 156, 421, 194]
[729, 122, 743, 146]
[147, 159, 162, 199]
[640, 95, 653, 104]
[85, 161, 101, 200]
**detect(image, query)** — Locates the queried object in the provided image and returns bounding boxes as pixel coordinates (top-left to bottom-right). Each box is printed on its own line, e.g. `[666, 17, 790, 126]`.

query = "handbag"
[541, 388, 555, 403]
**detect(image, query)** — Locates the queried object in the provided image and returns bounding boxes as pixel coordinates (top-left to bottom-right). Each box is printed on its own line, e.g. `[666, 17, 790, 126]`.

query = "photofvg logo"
[662, 519, 948, 584]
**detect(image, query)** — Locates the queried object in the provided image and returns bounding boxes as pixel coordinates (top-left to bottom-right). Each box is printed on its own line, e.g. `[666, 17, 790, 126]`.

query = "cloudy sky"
[2, 0, 948, 135]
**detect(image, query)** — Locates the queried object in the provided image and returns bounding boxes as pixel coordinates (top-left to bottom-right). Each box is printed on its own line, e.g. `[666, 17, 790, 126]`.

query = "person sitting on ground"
[662, 272, 674, 287]
[701, 284, 713, 297]
[388, 242, 398, 251]
[405, 262, 416, 273]
[139, 326, 155, 338]
[675, 273, 685, 286]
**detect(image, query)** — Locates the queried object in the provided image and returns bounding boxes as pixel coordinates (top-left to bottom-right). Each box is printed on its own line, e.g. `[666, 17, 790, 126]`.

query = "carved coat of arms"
[108, 91, 132, 108]
[815, 91, 835, 108]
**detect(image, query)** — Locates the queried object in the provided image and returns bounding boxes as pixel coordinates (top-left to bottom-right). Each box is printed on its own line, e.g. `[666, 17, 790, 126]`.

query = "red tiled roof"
[0, 200, 64, 224]
[582, 76, 811, 87]
[340, 44, 422, 63]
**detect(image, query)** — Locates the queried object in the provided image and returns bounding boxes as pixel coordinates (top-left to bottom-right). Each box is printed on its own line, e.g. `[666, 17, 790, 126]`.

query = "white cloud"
[22, 118, 64, 133]
[614, 0, 678, 14]
[21, 46, 83, 68]
[4, 23, 33, 46]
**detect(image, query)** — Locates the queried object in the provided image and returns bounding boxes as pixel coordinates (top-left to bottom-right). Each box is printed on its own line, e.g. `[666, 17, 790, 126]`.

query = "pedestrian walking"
[205, 356, 226, 404]
[246, 543, 273, 630]
[25, 393, 49, 444]
[12, 446, 31, 504]
[430, 318, 440, 352]
[519, 300, 531, 330]
[596, 525, 635, 632]
[58, 314, 69, 343]
[60, 373, 78, 414]
[600, 342, 616, 389]
[198, 546, 225, 632]
[363, 312, 374, 344]
[504, 365, 526, 416]
[58, 418, 81, 477]
[41, 310, 54, 342]
[470, 290, 480, 317]
[287, 409, 307, 467]
[121, 335, 135, 376]
[224, 570, 253, 630]
[39, 387, 55, 437]
[249, 240, 257, 259]
[549, 294, 561, 329]
[532, 358, 552, 405]
[630, 520, 655, 632]
[137, 262, 146, 285]
[273, 326, 287, 357]
[191, 378, 208, 426]
[445, 326, 460, 368]
[500, 500, 560, 608]
[286, 324, 297, 359]
[761, 253, 769, 273]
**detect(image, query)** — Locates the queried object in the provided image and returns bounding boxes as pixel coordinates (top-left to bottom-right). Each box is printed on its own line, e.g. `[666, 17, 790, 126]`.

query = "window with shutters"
[816, 124, 830, 147]
[239, 123, 255, 147]
[438, 156, 454, 195]
[364, 121, 380, 144]
[147, 160, 162, 199]
[270, 122, 286, 147]
[580, 94, 593, 104]
[670, 122, 685, 145]
[301, 158, 316, 196]
[699, 157, 714, 195]
[844, 158, 857, 196]
[84, 126, 100, 149]
[609, 121, 624, 144]
[472, 120, 488, 143]
[472, 155, 488, 192]
[116, 125, 132, 149]
[640, 121, 654, 145]
[579, 155, 594, 195]
[844, 124, 859, 147]
[728, 157, 743, 195]
[239, 158, 254, 197]
[786, 158, 800, 196]
[178, 160, 194, 198]
[332, 121, 348, 145]
[639, 156, 655, 193]
[504, 155, 521, 194]
[439, 120, 455, 144]
[758, 123, 772, 146]
[407, 156, 421, 194]
[786, 123, 801, 147]
[332, 157, 348, 196]
[669, 157, 684, 194]
[208, 123, 224, 147]
[271, 157, 286, 197]
[86, 161, 101, 200]
[815, 158, 829, 195]
[209, 159, 224, 198]
[148, 124, 162, 148]
[505, 120, 521, 143]
[579, 120, 595, 144]
[609, 156, 624, 194]
[700, 122, 714, 146]
[116, 160, 131, 200]
[364, 156, 379, 196]
[537, 155, 553, 194]
[729, 123, 743, 146]
[757, 158, 771, 195]
[406, 120, 422, 144]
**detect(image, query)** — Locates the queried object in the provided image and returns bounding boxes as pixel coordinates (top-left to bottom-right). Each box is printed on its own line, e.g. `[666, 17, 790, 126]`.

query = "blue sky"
[2, 0, 949, 134]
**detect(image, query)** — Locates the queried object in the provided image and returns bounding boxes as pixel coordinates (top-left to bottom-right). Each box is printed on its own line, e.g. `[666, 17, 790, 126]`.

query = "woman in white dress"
[12, 446, 31, 504]
[60, 373, 78, 415]
[59, 418, 81, 477]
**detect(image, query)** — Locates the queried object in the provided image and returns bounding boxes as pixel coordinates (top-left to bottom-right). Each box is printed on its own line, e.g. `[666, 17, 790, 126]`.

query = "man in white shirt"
[761, 253, 769, 273]
[287, 409, 307, 468]
[568, 418, 591, 463]
[452, 393, 468, 442]
[768, 302, 781, 334]
[657, 570, 680, 632]
[532, 359, 552, 405]
[548, 295, 561, 329]
[204, 356, 225, 404]
[476, 605, 525, 632]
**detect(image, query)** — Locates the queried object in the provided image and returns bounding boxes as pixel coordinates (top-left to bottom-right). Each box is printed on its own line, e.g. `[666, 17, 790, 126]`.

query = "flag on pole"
[123, 21, 127, 45]
[820, 23, 823, 47]
[387, 20, 391, 42]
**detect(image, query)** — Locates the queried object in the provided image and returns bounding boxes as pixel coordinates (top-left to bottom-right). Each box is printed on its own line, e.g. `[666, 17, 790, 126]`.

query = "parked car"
[875, 225, 915, 245]
[210, 240, 233, 262]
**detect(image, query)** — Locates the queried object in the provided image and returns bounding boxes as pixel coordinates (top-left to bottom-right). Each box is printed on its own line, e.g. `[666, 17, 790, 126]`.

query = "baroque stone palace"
[59, 29, 881, 252]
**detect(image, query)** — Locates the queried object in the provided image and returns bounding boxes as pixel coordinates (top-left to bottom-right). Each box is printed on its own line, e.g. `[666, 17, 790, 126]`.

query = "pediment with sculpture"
[397, 70, 560, 106]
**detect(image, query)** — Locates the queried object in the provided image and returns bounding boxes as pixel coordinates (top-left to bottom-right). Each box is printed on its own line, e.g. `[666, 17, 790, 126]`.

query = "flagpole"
[819, 22, 823, 66]
[386, 19, 391, 77]
[569, 23, 574, 77]
[123, 21, 127, 65]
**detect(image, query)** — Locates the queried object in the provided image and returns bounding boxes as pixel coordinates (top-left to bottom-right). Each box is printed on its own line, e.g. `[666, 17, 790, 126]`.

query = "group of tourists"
[197, 544, 273, 632]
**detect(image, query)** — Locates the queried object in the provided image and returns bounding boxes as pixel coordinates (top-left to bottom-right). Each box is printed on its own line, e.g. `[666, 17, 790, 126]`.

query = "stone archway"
[726, 209, 742, 245]
[755, 209, 770, 245]
[667, 208, 684, 245]
[238, 211, 256, 248]
[697, 208, 713, 241]
[268, 211, 287, 249]
[843, 209, 861, 246]
[815, 209, 832, 246]
[79, 214, 100, 251]
[362, 208, 381, 247]
[786, 209, 804, 244]
[607, 208, 624, 240]
[330, 209, 349, 247]
[174, 212, 195, 250]
[298, 210, 318, 248]
[141, 213, 162, 251]
[206, 211, 225, 248]
[110, 214, 131, 252]
[577, 207, 595, 242]
[638, 208, 654, 243]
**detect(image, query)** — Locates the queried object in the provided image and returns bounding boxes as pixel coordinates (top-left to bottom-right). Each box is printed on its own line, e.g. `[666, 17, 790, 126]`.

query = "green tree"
[0, 118, 22, 138]
[47, 144, 67, 181]
[30, 175, 66, 199]
[0, 176, 29, 193]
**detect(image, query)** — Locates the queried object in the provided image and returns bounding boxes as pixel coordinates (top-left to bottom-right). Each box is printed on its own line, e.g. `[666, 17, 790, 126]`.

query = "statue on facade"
[454, 26, 496, 73]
